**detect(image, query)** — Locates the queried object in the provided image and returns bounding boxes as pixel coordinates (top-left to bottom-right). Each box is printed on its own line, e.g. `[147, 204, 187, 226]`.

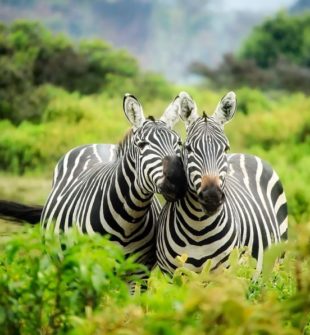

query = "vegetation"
[0, 228, 145, 334]
[0, 0, 267, 82]
[0, 225, 310, 335]
[0, 20, 172, 124]
[3, 85, 308, 222]
[190, 11, 310, 93]
[0, 17, 309, 335]
[240, 11, 310, 68]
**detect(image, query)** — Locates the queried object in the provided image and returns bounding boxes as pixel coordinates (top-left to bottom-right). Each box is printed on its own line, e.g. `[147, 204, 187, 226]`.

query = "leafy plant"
[0, 227, 145, 334]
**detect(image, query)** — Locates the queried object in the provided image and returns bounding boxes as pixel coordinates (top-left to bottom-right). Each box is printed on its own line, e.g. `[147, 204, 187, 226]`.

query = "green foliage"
[190, 12, 310, 93]
[1, 226, 310, 335]
[0, 20, 172, 124]
[235, 87, 272, 115]
[0, 87, 134, 174]
[0, 227, 145, 335]
[240, 12, 310, 68]
[190, 53, 310, 93]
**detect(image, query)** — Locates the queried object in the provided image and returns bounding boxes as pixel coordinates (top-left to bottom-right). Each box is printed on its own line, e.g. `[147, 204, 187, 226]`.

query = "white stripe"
[240, 154, 250, 190]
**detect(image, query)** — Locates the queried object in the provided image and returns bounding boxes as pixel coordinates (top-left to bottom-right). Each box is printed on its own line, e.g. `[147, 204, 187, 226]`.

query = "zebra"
[0, 93, 187, 270]
[156, 91, 288, 274]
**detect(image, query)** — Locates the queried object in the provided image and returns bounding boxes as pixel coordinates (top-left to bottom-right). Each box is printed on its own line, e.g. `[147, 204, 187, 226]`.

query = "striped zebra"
[156, 91, 288, 274]
[0, 94, 187, 270]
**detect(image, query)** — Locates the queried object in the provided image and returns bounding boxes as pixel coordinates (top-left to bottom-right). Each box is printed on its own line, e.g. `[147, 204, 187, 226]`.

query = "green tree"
[239, 11, 310, 68]
[190, 11, 310, 93]
[0, 20, 163, 124]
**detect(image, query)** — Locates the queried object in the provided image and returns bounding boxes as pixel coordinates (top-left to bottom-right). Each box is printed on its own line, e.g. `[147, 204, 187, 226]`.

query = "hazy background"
[0, 0, 306, 82]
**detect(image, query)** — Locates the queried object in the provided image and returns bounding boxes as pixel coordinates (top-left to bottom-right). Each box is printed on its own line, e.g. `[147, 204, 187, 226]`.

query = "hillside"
[0, 0, 265, 81]
[291, 0, 310, 12]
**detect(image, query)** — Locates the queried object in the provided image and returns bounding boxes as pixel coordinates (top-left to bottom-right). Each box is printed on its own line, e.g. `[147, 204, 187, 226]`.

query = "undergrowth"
[0, 225, 309, 335]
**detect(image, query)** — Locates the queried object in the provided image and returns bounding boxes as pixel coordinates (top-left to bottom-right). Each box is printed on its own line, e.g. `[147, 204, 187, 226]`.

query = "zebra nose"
[160, 155, 187, 201]
[198, 186, 224, 213]
[162, 156, 185, 182]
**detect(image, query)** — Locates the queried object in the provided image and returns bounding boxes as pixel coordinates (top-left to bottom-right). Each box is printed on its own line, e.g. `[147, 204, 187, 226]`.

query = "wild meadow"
[0, 15, 310, 334]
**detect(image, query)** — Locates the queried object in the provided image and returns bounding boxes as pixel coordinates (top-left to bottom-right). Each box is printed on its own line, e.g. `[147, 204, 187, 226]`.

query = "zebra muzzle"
[198, 185, 225, 214]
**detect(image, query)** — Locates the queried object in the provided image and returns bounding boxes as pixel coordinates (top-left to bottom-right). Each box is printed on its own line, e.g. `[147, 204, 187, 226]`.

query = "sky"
[222, 0, 296, 11]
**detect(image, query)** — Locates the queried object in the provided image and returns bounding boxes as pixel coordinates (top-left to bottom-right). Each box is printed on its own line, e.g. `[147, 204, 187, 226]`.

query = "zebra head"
[179, 91, 237, 214]
[123, 93, 187, 202]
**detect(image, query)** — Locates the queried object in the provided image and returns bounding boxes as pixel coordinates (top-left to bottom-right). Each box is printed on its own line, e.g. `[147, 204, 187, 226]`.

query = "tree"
[189, 11, 310, 93]
[239, 12, 310, 68]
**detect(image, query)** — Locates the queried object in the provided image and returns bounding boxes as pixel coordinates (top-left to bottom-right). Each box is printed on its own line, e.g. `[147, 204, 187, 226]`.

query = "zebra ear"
[123, 93, 146, 130]
[178, 91, 199, 129]
[213, 91, 237, 127]
[160, 95, 180, 129]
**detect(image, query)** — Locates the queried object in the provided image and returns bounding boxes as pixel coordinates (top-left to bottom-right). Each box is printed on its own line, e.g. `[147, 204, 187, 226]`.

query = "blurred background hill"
[0, 0, 307, 82]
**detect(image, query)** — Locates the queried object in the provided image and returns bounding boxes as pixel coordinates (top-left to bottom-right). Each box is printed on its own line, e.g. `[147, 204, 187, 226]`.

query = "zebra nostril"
[198, 191, 205, 200]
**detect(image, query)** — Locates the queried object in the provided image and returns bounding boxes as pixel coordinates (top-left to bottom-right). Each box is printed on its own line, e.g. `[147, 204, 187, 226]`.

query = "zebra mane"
[147, 115, 156, 121]
[117, 128, 134, 156]
[202, 111, 208, 122]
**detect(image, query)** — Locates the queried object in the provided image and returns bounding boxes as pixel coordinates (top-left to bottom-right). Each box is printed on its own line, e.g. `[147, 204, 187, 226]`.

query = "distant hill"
[291, 0, 310, 13]
[0, 0, 296, 82]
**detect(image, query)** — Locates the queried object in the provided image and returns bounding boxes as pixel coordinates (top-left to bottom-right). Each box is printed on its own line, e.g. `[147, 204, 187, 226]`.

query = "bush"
[0, 227, 145, 335]
[235, 87, 272, 115]
[0, 20, 173, 125]
[1, 225, 310, 334]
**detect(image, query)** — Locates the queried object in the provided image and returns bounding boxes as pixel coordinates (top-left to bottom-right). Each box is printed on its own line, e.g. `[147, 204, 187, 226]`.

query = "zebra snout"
[198, 186, 224, 214]
[160, 155, 187, 201]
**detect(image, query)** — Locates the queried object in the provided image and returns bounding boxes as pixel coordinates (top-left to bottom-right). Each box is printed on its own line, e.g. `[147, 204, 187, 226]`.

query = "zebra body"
[41, 94, 187, 269]
[156, 92, 288, 274]
[157, 153, 287, 273]
[41, 143, 161, 266]
[50, 143, 118, 185]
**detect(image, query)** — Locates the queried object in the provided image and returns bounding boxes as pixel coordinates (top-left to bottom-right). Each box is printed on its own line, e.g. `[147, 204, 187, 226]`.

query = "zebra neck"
[179, 190, 223, 225]
[113, 152, 154, 218]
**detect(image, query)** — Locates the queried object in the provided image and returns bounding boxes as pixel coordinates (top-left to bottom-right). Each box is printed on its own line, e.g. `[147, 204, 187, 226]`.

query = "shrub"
[0, 20, 173, 125]
[0, 227, 144, 335]
[1, 225, 310, 334]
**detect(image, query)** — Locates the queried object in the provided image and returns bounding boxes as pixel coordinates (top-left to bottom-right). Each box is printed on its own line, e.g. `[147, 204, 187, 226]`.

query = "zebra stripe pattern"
[156, 92, 288, 274]
[41, 94, 187, 269]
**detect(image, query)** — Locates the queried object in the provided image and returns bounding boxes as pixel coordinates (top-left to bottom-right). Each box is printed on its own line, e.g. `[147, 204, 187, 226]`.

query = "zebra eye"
[177, 140, 183, 147]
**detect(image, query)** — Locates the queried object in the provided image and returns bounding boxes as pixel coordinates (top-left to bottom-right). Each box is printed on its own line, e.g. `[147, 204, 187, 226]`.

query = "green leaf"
[262, 242, 287, 281]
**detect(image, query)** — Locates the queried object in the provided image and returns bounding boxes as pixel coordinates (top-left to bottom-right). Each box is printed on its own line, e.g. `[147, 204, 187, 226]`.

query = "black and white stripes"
[156, 92, 288, 274]
[41, 94, 187, 269]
